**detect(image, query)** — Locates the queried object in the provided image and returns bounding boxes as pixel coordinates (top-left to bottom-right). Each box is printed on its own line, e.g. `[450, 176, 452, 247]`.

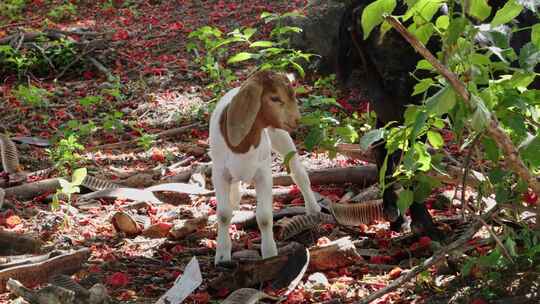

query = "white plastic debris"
[155, 256, 203, 304]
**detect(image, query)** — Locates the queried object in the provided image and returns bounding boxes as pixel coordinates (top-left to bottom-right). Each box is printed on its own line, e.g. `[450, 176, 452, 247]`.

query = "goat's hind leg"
[213, 170, 233, 265]
[267, 128, 321, 215]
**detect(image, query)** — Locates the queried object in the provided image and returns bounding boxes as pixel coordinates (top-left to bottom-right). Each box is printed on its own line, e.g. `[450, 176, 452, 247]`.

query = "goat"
[209, 70, 321, 265]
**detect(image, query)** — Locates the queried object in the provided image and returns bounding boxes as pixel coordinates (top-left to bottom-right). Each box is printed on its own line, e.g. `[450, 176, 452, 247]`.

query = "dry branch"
[4, 178, 60, 201]
[355, 207, 498, 304]
[273, 165, 378, 186]
[90, 122, 201, 151]
[0, 230, 42, 255]
[385, 16, 540, 198]
[0, 248, 90, 293]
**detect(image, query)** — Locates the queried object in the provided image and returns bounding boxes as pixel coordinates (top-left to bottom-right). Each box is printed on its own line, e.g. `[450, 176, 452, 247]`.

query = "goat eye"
[271, 96, 282, 103]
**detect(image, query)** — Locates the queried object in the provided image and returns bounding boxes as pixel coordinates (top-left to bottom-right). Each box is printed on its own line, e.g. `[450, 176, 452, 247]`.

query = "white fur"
[209, 87, 321, 265]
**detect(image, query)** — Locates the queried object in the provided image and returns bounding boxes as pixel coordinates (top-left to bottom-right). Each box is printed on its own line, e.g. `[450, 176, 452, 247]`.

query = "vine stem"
[384, 15, 540, 198]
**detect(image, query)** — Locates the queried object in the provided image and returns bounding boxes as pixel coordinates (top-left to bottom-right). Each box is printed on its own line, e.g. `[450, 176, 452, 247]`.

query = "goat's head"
[226, 70, 301, 147]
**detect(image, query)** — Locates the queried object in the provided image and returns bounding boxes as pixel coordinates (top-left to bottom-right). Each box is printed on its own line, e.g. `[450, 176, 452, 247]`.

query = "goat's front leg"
[213, 169, 233, 265]
[254, 167, 278, 259]
[268, 128, 321, 215]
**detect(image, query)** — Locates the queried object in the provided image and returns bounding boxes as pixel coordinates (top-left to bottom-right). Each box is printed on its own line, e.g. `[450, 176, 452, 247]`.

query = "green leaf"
[249, 41, 274, 48]
[304, 128, 324, 151]
[416, 59, 434, 70]
[227, 52, 255, 64]
[519, 42, 540, 72]
[491, 0, 524, 27]
[359, 128, 385, 151]
[412, 78, 434, 96]
[290, 61, 305, 78]
[468, 0, 492, 21]
[336, 125, 359, 143]
[397, 189, 414, 215]
[426, 85, 456, 116]
[79, 96, 102, 107]
[435, 15, 449, 30]
[447, 17, 467, 45]
[470, 95, 491, 131]
[71, 167, 87, 186]
[361, 0, 397, 40]
[520, 135, 540, 168]
[414, 142, 431, 171]
[482, 137, 500, 162]
[404, 0, 443, 22]
[427, 130, 444, 148]
[410, 110, 428, 140]
[283, 151, 296, 174]
[532, 24, 540, 48]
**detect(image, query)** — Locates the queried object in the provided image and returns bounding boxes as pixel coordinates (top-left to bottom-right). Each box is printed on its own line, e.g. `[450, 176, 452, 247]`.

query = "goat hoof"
[389, 215, 405, 232]
[383, 205, 400, 223]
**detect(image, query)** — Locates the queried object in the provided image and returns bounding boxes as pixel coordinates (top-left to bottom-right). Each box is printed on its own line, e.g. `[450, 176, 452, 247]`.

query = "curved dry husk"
[330, 199, 384, 226]
[0, 134, 21, 174]
[221, 288, 278, 304]
[275, 213, 335, 240]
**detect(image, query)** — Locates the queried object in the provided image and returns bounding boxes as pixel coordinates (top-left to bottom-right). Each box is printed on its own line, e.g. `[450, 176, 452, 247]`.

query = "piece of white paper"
[155, 256, 203, 304]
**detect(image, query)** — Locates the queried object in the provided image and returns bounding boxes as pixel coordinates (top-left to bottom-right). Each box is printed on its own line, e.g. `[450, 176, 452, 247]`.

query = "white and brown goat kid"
[209, 70, 321, 265]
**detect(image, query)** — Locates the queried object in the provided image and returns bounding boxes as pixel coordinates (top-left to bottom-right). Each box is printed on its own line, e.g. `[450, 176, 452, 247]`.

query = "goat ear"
[226, 79, 263, 147]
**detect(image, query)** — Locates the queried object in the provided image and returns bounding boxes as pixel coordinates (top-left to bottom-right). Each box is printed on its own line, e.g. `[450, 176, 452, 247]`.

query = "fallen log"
[0, 248, 90, 293]
[4, 178, 60, 201]
[273, 165, 378, 187]
[0, 230, 42, 255]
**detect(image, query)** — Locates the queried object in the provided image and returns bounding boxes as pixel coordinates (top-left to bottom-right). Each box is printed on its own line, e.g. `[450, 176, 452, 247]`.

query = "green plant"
[186, 26, 237, 96]
[0, 0, 26, 21]
[360, 0, 539, 212]
[226, 11, 316, 77]
[47, 134, 85, 174]
[52, 167, 87, 209]
[102, 111, 124, 132]
[13, 84, 51, 107]
[300, 95, 360, 157]
[0, 37, 77, 77]
[137, 133, 156, 150]
[47, 2, 77, 21]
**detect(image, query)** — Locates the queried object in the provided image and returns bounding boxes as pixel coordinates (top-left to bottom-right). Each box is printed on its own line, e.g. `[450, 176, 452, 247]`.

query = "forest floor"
[0, 1, 538, 304]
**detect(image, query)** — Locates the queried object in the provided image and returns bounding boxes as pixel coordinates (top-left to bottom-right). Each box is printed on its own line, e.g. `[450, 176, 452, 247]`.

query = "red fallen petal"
[215, 287, 229, 298]
[106, 272, 130, 288]
[191, 292, 210, 304]
[82, 70, 95, 80]
[5, 215, 22, 228]
[523, 190, 538, 205]
[112, 29, 129, 41]
[168, 22, 184, 30]
[418, 236, 432, 247]
[471, 298, 488, 304]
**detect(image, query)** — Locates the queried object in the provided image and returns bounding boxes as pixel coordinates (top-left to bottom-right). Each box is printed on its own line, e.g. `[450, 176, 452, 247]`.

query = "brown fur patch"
[219, 70, 299, 154]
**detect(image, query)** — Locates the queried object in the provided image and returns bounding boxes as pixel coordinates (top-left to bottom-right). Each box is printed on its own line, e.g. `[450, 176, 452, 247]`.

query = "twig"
[461, 134, 481, 220]
[87, 56, 114, 82]
[474, 215, 514, 263]
[384, 16, 540, 197]
[355, 206, 499, 304]
[55, 46, 97, 80]
[90, 122, 201, 150]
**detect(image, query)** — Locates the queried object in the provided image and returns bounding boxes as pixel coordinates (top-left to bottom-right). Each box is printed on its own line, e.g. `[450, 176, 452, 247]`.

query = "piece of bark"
[308, 237, 363, 272]
[7, 278, 75, 304]
[168, 216, 208, 240]
[142, 222, 173, 238]
[0, 248, 90, 293]
[4, 178, 60, 201]
[0, 230, 42, 255]
[273, 165, 378, 187]
[0, 252, 56, 270]
[336, 143, 375, 163]
[350, 184, 380, 202]
[209, 242, 306, 290]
